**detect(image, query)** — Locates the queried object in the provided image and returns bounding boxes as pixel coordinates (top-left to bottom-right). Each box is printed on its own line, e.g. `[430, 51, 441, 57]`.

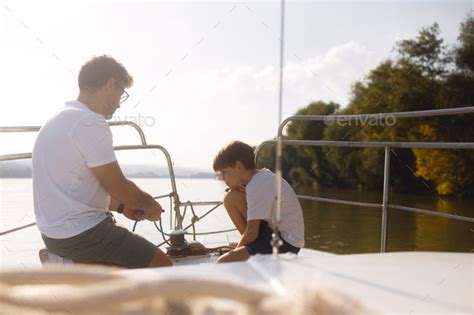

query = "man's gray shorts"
[41, 213, 157, 269]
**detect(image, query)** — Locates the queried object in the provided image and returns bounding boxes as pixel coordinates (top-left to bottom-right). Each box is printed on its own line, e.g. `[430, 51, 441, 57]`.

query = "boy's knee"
[223, 189, 246, 207]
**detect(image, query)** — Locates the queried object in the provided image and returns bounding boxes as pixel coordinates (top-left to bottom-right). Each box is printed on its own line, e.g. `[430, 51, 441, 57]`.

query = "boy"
[213, 141, 305, 263]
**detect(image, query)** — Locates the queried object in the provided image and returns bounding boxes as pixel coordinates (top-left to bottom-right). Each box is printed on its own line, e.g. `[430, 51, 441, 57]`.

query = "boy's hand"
[225, 184, 246, 194]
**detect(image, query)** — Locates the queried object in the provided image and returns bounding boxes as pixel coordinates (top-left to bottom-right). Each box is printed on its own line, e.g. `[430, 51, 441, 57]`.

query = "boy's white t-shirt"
[32, 100, 116, 239]
[246, 169, 305, 248]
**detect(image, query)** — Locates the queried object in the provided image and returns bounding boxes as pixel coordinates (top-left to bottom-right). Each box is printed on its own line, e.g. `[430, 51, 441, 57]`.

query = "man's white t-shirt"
[32, 100, 116, 239]
[246, 169, 305, 248]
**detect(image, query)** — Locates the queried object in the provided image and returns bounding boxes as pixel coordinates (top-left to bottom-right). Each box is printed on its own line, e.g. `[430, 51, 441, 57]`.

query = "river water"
[1, 178, 472, 269]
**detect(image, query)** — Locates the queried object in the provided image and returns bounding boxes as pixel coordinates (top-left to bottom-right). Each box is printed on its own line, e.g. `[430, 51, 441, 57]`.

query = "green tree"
[412, 17, 474, 196]
[286, 101, 340, 188]
[256, 17, 474, 196]
[455, 16, 474, 73]
[396, 23, 450, 78]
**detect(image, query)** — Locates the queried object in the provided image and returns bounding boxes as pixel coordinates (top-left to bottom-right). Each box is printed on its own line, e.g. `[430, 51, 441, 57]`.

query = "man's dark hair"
[78, 55, 133, 92]
[213, 141, 256, 172]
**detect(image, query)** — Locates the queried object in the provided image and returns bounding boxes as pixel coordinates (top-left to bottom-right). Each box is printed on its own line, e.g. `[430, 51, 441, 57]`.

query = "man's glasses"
[115, 82, 129, 103]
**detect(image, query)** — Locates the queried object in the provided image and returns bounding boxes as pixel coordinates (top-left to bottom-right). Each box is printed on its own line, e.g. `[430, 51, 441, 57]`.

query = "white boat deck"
[122, 249, 473, 314]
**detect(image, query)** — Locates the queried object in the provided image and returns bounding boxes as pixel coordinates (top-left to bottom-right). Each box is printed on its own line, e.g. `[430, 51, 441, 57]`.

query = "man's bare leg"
[223, 190, 247, 235]
[148, 248, 173, 267]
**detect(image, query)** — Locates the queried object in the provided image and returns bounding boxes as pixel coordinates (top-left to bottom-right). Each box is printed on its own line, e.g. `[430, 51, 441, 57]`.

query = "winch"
[166, 229, 208, 258]
[165, 229, 236, 259]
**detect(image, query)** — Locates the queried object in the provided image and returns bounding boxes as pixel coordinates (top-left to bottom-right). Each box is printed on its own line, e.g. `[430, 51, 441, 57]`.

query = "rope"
[1, 192, 231, 257]
[189, 201, 198, 241]
[0, 270, 270, 313]
[155, 220, 171, 246]
[206, 245, 235, 255]
[185, 228, 237, 236]
[0, 194, 172, 237]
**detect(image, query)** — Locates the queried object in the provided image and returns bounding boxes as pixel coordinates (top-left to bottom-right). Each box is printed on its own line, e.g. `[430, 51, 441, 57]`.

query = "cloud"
[0, 33, 380, 169]
[283, 41, 378, 111]
[127, 40, 380, 168]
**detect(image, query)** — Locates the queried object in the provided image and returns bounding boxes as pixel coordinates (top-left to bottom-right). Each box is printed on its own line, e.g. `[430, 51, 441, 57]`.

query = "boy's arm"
[237, 220, 261, 247]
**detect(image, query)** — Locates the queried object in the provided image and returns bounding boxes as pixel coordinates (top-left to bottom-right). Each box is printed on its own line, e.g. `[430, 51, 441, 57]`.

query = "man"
[32, 55, 172, 268]
[212, 141, 305, 263]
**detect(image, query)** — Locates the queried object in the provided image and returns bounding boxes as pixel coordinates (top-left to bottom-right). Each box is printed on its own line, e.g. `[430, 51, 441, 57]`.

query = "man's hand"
[92, 161, 162, 217]
[142, 201, 163, 221]
[122, 208, 145, 221]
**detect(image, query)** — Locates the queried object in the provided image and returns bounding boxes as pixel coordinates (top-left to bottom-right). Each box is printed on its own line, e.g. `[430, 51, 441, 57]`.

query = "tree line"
[257, 17, 474, 197]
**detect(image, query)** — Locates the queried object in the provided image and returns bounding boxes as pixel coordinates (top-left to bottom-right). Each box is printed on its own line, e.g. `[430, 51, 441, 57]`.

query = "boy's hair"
[78, 55, 133, 92]
[213, 141, 256, 172]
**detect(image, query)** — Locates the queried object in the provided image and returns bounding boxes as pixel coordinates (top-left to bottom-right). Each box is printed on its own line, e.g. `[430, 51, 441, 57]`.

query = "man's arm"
[91, 161, 162, 221]
[108, 197, 120, 211]
[237, 220, 261, 247]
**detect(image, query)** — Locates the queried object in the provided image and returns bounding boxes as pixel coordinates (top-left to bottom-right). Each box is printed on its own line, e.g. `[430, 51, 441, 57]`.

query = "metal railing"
[0, 121, 230, 242]
[4, 107, 473, 252]
[255, 106, 474, 253]
[0, 121, 148, 161]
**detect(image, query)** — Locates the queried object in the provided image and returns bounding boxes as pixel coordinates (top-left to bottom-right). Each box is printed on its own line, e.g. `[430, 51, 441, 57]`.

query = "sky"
[0, 0, 472, 170]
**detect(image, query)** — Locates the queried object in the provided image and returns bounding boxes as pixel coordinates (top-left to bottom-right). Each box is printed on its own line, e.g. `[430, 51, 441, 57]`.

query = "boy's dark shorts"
[41, 213, 157, 269]
[245, 220, 300, 255]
